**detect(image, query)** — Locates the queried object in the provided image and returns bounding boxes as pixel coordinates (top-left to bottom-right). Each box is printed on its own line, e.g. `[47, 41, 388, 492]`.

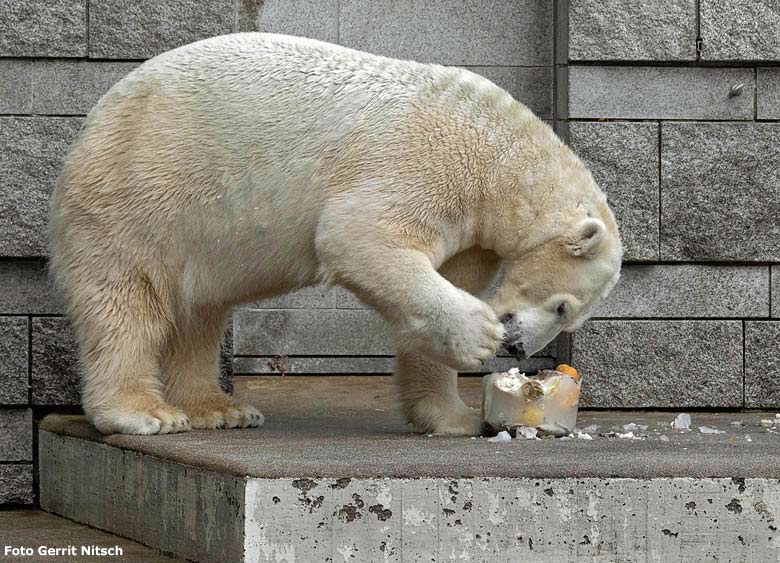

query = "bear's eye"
[557, 302, 567, 317]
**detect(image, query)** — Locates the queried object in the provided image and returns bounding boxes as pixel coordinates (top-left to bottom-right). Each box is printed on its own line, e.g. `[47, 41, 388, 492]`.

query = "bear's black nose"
[500, 313, 514, 324]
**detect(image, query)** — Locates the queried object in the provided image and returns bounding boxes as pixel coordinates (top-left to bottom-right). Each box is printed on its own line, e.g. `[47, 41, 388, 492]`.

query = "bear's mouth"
[503, 341, 526, 360]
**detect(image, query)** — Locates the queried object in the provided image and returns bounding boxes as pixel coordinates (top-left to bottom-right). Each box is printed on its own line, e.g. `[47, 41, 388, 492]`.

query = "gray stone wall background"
[567, 0, 780, 409]
[1, 0, 779, 507]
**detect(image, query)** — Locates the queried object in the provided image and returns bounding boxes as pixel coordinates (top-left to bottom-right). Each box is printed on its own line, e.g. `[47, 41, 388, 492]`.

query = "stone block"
[573, 321, 743, 408]
[0, 464, 34, 504]
[0, 0, 86, 56]
[339, 0, 552, 65]
[238, 0, 338, 43]
[0, 60, 33, 114]
[31, 317, 80, 406]
[596, 265, 770, 318]
[569, 66, 754, 120]
[253, 285, 365, 309]
[757, 68, 780, 120]
[661, 123, 780, 261]
[88, 0, 236, 59]
[745, 321, 780, 408]
[0, 260, 60, 314]
[32, 60, 138, 115]
[0, 318, 28, 404]
[234, 309, 391, 356]
[466, 66, 552, 119]
[569, 0, 696, 61]
[0, 410, 32, 461]
[701, 0, 780, 60]
[235, 309, 558, 358]
[569, 121, 659, 260]
[233, 355, 552, 375]
[0, 117, 83, 256]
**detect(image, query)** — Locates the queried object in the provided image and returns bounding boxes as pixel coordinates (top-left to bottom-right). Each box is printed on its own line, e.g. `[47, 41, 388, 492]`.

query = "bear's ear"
[564, 218, 606, 257]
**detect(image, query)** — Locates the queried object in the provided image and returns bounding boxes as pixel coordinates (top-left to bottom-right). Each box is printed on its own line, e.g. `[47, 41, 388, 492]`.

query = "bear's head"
[488, 203, 622, 359]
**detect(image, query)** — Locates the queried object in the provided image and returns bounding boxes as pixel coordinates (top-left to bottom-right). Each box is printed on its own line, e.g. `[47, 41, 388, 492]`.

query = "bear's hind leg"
[75, 274, 191, 435]
[395, 352, 482, 435]
[163, 307, 263, 429]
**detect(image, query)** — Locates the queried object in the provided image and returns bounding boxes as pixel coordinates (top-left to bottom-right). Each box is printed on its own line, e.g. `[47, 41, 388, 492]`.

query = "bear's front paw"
[399, 290, 504, 371]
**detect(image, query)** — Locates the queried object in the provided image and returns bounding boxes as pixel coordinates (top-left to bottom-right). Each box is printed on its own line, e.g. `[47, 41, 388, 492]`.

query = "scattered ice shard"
[698, 426, 725, 434]
[672, 413, 691, 430]
[659, 435, 670, 442]
[488, 430, 513, 443]
[516, 426, 539, 440]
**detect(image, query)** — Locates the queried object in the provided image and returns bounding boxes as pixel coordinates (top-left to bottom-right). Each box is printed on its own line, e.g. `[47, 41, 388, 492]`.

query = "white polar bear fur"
[49, 33, 622, 436]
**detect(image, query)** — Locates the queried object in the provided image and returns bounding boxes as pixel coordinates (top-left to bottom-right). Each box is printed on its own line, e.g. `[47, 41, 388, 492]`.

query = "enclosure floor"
[40, 376, 780, 479]
[0, 509, 182, 562]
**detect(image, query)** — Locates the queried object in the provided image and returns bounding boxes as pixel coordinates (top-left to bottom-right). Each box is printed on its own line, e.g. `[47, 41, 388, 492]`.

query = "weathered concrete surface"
[661, 122, 780, 261]
[701, 0, 780, 61]
[569, 66, 754, 120]
[339, 0, 552, 65]
[31, 317, 80, 406]
[569, 121, 659, 261]
[32, 60, 138, 115]
[0, 0, 86, 57]
[0, 259, 59, 315]
[238, 0, 339, 43]
[0, 509, 185, 562]
[234, 356, 553, 375]
[39, 377, 780, 562]
[0, 464, 33, 504]
[0, 59, 33, 114]
[0, 117, 83, 256]
[745, 321, 780, 408]
[0, 317, 28, 404]
[758, 67, 780, 120]
[40, 377, 780, 480]
[569, 0, 697, 61]
[244, 477, 780, 563]
[594, 264, 770, 318]
[88, 0, 236, 59]
[573, 321, 743, 408]
[40, 431, 245, 563]
[234, 308, 558, 359]
[0, 409, 32, 461]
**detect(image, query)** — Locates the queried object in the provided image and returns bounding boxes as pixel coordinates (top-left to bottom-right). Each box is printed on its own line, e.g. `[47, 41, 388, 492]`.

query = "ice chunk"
[745, 434, 752, 442]
[574, 430, 593, 440]
[515, 426, 539, 440]
[698, 426, 725, 434]
[761, 419, 775, 426]
[730, 421, 743, 427]
[488, 431, 512, 443]
[581, 424, 599, 434]
[659, 435, 670, 442]
[672, 413, 691, 430]
[622, 423, 638, 431]
[482, 370, 580, 436]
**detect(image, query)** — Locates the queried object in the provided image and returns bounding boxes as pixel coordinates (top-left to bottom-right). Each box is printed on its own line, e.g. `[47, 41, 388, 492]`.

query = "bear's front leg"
[395, 350, 482, 435]
[319, 240, 504, 371]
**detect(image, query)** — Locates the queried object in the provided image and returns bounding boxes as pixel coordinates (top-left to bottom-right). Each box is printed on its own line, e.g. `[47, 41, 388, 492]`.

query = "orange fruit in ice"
[555, 364, 579, 381]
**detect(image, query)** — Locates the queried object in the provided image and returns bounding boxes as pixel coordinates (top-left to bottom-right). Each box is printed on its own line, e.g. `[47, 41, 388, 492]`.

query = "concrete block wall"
[567, 0, 780, 409]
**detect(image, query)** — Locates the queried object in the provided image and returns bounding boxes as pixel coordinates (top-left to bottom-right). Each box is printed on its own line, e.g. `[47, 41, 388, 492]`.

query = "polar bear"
[49, 33, 622, 436]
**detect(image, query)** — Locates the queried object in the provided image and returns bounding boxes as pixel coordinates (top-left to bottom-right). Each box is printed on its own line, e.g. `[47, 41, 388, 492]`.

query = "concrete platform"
[0, 509, 182, 562]
[39, 376, 780, 562]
